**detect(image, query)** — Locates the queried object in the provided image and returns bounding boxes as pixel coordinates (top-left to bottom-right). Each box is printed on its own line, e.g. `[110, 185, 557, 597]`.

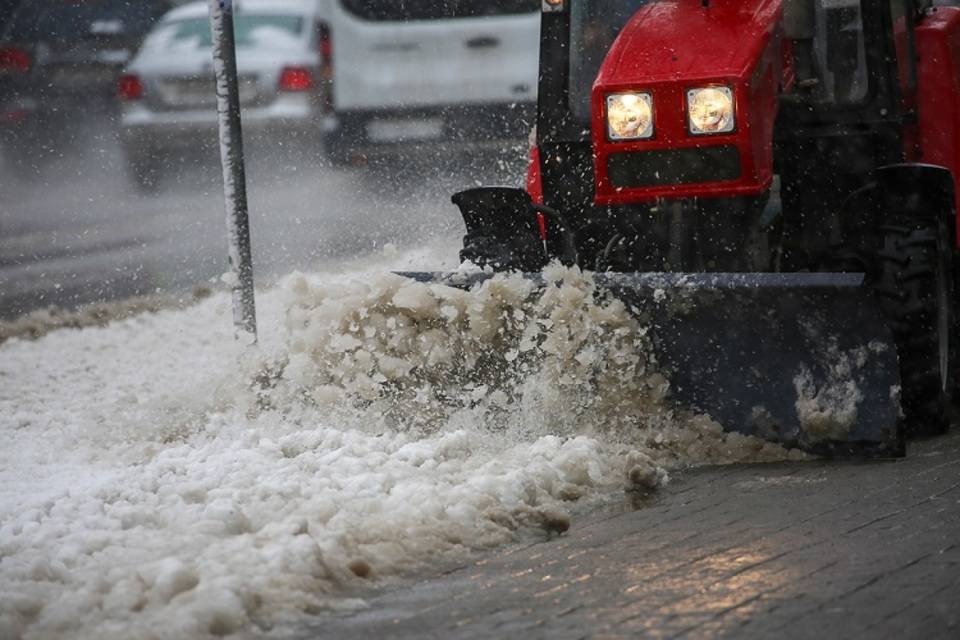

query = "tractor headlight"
[606, 92, 653, 141]
[687, 86, 735, 135]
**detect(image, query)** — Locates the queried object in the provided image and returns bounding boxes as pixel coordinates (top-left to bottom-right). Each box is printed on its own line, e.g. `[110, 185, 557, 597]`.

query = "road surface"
[288, 431, 960, 640]
[0, 117, 523, 318]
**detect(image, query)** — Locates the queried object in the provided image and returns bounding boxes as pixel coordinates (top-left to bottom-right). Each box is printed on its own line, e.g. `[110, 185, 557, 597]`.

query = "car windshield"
[4, 0, 162, 42]
[568, 0, 652, 122]
[341, 0, 539, 21]
[144, 15, 305, 52]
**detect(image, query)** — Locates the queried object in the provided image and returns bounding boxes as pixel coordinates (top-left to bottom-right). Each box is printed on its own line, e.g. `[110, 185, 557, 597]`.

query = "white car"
[119, 0, 333, 192]
[324, 0, 540, 164]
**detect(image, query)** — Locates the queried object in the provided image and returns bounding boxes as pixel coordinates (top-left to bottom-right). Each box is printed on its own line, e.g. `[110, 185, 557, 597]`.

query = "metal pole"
[208, 0, 257, 341]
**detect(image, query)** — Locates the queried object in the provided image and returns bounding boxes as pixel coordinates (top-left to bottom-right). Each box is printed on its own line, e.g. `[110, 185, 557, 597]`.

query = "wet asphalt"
[284, 430, 960, 640]
[0, 114, 523, 318]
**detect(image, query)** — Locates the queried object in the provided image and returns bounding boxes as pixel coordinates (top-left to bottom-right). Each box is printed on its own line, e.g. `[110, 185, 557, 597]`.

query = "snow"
[793, 341, 889, 441]
[0, 254, 797, 639]
[0, 290, 210, 345]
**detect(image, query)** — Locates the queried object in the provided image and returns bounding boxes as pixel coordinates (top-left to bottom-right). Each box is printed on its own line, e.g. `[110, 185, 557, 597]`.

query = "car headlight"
[687, 86, 735, 135]
[606, 92, 653, 141]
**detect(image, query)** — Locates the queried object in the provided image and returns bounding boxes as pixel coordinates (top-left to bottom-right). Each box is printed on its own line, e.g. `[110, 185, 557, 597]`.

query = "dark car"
[0, 0, 20, 30]
[0, 0, 172, 173]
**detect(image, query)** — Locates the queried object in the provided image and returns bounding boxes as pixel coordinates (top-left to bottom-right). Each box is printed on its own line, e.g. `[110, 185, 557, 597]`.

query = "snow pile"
[0, 288, 213, 346]
[0, 262, 794, 640]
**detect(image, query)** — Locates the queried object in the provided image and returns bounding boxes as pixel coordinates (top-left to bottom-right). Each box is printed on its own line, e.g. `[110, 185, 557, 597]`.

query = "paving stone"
[279, 431, 960, 640]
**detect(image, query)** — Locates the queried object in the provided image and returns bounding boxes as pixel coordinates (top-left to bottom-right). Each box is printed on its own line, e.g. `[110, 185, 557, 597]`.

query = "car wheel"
[323, 116, 367, 168]
[3, 133, 53, 181]
[127, 150, 163, 196]
[323, 133, 357, 168]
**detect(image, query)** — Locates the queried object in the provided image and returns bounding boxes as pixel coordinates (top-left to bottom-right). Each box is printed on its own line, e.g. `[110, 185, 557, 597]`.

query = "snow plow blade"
[399, 271, 904, 458]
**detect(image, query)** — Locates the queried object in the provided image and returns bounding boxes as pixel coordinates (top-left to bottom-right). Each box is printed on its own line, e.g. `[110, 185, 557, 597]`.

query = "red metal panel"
[915, 7, 960, 244]
[526, 144, 548, 240]
[590, 0, 783, 205]
[526, 144, 544, 205]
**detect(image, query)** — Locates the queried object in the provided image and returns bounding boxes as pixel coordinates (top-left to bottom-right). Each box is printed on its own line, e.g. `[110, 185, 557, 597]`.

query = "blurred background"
[0, 0, 540, 319]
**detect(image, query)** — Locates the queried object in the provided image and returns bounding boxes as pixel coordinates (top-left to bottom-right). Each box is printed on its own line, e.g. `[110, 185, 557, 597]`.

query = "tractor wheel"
[874, 220, 954, 436]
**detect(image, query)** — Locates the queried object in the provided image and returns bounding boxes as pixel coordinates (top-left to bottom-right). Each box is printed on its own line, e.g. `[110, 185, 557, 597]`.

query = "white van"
[324, 0, 540, 163]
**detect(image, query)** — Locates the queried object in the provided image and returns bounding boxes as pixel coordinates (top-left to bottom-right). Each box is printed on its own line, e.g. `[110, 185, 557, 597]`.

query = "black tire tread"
[874, 222, 951, 437]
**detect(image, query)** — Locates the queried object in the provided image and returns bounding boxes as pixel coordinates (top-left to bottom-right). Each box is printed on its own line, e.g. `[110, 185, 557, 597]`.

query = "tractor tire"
[874, 220, 954, 437]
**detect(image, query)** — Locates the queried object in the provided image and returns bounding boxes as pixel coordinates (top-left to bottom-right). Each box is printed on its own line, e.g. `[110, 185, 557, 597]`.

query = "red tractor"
[443, 0, 960, 456]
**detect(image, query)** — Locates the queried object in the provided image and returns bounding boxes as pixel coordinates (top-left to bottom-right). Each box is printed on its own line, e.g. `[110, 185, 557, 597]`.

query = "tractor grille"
[607, 146, 741, 189]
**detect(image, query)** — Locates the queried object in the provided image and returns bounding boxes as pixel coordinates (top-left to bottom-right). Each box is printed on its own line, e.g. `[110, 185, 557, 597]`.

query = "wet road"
[0, 117, 524, 318]
[289, 431, 960, 640]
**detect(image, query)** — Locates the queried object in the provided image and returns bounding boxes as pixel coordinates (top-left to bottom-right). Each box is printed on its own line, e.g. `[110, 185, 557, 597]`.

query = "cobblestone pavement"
[296, 430, 960, 640]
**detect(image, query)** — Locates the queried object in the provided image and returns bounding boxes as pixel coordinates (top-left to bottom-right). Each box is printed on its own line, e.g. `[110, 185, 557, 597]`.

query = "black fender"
[451, 187, 578, 271]
[875, 163, 955, 221]
[841, 163, 956, 247]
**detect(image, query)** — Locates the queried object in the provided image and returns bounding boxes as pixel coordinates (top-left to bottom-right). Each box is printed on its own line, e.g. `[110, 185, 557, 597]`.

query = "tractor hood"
[590, 0, 788, 205]
[597, 0, 784, 85]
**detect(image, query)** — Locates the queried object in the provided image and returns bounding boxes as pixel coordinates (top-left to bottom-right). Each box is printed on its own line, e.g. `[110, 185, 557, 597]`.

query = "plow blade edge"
[401, 271, 904, 458]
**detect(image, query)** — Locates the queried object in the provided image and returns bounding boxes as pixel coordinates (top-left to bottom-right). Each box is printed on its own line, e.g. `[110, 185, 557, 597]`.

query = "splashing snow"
[794, 341, 888, 441]
[0, 263, 795, 639]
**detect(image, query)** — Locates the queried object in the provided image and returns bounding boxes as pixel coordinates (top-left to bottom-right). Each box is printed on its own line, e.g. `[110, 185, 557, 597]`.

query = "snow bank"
[0, 288, 211, 346]
[0, 259, 795, 640]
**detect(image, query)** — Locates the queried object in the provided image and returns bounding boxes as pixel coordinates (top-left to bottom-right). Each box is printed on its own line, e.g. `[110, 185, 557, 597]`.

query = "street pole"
[208, 0, 257, 342]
